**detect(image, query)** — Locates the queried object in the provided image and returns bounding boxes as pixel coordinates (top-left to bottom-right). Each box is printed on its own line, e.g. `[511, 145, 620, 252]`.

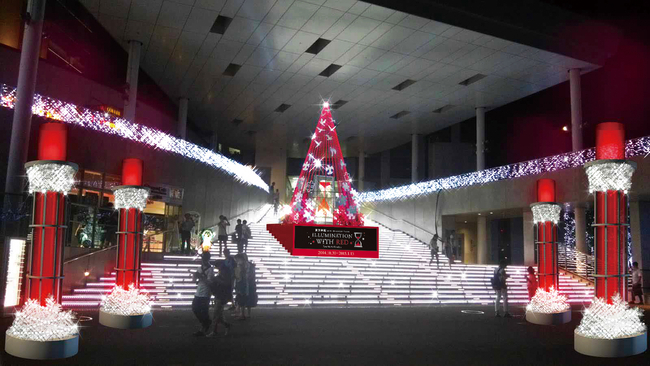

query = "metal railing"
[364, 208, 434, 248]
[558, 245, 595, 283]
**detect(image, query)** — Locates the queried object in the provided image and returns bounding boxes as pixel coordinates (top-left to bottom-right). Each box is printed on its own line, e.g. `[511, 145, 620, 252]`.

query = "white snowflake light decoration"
[7, 297, 78, 341]
[531, 203, 561, 224]
[576, 294, 646, 340]
[25, 162, 76, 194]
[113, 187, 149, 211]
[585, 161, 635, 193]
[526, 287, 570, 314]
[325, 165, 334, 175]
[100, 285, 152, 316]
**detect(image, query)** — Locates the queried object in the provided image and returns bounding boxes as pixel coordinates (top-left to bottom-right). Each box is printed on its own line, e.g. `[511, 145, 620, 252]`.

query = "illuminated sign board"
[3, 238, 26, 307]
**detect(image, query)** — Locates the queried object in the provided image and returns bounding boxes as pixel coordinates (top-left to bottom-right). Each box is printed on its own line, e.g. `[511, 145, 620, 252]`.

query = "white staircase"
[62, 215, 594, 309]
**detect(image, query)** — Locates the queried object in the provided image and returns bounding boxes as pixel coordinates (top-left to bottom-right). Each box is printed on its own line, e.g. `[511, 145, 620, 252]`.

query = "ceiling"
[80, 0, 599, 155]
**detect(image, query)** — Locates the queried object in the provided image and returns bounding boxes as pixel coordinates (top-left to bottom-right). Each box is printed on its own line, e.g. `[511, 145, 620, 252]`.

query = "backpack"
[490, 268, 500, 290]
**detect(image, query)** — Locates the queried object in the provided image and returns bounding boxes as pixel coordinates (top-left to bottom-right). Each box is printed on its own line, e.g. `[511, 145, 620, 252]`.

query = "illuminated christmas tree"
[283, 102, 363, 226]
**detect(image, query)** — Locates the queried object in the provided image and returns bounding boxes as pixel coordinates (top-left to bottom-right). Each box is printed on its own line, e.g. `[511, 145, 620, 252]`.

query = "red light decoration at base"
[531, 179, 560, 292]
[283, 102, 363, 226]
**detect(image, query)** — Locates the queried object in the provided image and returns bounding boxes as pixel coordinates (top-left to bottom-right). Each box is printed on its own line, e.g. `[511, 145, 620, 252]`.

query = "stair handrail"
[365, 207, 435, 238]
[64, 245, 117, 264]
[205, 203, 268, 230]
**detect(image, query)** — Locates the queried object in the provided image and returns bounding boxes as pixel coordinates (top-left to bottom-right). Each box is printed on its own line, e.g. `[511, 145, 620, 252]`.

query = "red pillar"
[25, 123, 77, 305]
[586, 122, 634, 303]
[114, 159, 147, 289]
[532, 179, 560, 291]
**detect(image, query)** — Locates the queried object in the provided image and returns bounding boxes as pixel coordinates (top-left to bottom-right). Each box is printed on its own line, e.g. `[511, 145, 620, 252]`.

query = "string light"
[6, 297, 78, 341]
[100, 285, 152, 316]
[358, 136, 650, 203]
[531, 203, 561, 224]
[585, 161, 635, 194]
[25, 162, 76, 194]
[113, 187, 149, 211]
[563, 204, 575, 248]
[0, 84, 267, 191]
[576, 294, 646, 340]
[526, 287, 569, 314]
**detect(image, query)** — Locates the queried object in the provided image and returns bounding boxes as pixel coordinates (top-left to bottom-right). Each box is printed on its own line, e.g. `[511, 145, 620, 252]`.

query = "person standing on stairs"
[429, 234, 440, 268]
[191, 251, 214, 336]
[242, 220, 252, 253]
[445, 238, 454, 269]
[235, 219, 243, 253]
[216, 215, 230, 257]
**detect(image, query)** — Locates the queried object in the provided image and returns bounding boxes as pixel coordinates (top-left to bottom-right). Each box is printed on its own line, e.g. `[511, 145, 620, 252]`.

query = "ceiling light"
[210, 16, 233, 35]
[331, 100, 348, 110]
[305, 38, 331, 55]
[459, 73, 487, 86]
[390, 111, 410, 119]
[562, 126, 569, 131]
[432, 105, 455, 114]
[392, 79, 416, 91]
[275, 103, 291, 113]
[223, 63, 241, 77]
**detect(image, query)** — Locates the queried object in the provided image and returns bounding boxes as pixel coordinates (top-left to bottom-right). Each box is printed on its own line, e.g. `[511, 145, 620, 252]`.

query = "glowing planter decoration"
[525, 287, 571, 325]
[575, 294, 647, 357]
[99, 285, 152, 329]
[5, 298, 79, 359]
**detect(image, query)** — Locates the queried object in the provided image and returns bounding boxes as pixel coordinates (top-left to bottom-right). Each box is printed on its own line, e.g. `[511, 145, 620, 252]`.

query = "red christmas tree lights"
[283, 102, 363, 226]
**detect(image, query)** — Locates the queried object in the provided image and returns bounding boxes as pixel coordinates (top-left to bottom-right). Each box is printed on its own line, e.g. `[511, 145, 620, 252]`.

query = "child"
[526, 266, 538, 300]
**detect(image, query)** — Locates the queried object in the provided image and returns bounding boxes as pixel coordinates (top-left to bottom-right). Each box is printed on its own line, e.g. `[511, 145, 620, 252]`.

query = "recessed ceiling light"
[231, 118, 243, 125]
[459, 73, 487, 86]
[319, 64, 342, 77]
[305, 38, 331, 55]
[464, 221, 467, 223]
[389, 110, 410, 119]
[392, 79, 416, 91]
[275, 103, 291, 113]
[478, 213, 481, 215]
[223, 63, 241, 77]
[490, 212, 493, 215]
[210, 15, 233, 35]
[433, 104, 455, 114]
[331, 100, 348, 110]
[562, 126, 569, 131]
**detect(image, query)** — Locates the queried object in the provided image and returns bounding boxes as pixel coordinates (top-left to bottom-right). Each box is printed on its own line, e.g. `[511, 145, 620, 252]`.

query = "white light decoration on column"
[0, 84, 268, 191]
[576, 294, 646, 339]
[25, 161, 76, 194]
[6, 297, 78, 342]
[113, 187, 149, 211]
[585, 161, 635, 193]
[531, 203, 561, 224]
[526, 287, 569, 314]
[100, 285, 152, 316]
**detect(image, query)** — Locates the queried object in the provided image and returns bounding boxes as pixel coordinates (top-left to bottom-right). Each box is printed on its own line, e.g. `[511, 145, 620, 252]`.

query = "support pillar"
[574, 206, 587, 254]
[178, 97, 188, 139]
[569, 69, 583, 151]
[411, 134, 418, 183]
[4, 0, 47, 198]
[358, 148, 365, 191]
[523, 210, 535, 266]
[531, 179, 561, 291]
[477, 216, 488, 264]
[585, 122, 635, 303]
[476, 107, 485, 171]
[123, 41, 142, 122]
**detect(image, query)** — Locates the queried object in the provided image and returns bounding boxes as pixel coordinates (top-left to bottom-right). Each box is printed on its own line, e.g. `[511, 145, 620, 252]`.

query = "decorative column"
[178, 97, 188, 140]
[575, 122, 646, 357]
[98, 158, 152, 329]
[5, 123, 79, 360]
[476, 107, 485, 171]
[526, 179, 570, 325]
[569, 69, 583, 151]
[123, 41, 142, 122]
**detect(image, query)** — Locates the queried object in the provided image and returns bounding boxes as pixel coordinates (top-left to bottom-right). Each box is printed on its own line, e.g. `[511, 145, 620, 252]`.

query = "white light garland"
[0, 84, 267, 191]
[6, 297, 78, 341]
[25, 162, 76, 194]
[526, 287, 569, 314]
[100, 285, 152, 316]
[531, 203, 561, 224]
[113, 187, 149, 211]
[356, 136, 650, 203]
[585, 161, 635, 193]
[576, 294, 646, 340]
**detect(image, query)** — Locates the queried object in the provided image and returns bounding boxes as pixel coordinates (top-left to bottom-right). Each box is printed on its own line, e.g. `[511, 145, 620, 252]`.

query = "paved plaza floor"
[1, 305, 649, 366]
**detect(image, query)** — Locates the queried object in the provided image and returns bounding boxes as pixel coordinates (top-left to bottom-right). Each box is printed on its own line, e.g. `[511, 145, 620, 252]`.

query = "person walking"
[429, 234, 440, 268]
[191, 252, 214, 336]
[179, 214, 195, 255]
[216, 215, 230, 256]
[492, 261, 512, 318]
[632, 262, 645, 304]
[269, 182, 276, 204]
[242, 220, 252, 253]
[206, 261, 233, 337]
[235, 219, 243, 253]
[526, 266, 538, 300]
[445, 239, 454, 269]
[273, 189, 280, 216]
[234, 254, 250, 320]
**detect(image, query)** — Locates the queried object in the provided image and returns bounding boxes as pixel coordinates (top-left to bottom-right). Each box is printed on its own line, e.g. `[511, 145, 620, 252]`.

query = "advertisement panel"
[293, 225, 378, 258]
